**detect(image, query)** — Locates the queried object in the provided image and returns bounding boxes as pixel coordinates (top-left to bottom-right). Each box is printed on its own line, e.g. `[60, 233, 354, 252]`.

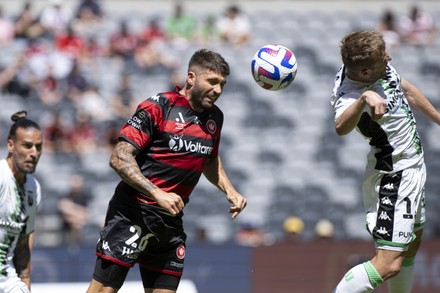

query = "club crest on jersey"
[169, 134, 184, 151]
[206, 119, 217, 134]
[176, 244, 185, 259]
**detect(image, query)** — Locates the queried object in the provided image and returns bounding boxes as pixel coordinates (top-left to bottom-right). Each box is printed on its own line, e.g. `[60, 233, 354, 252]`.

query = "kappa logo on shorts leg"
[378, 211, 392, 221]
[381, 196, 393, 205]
[102, 240, 112, 252]
[176, 244, 185, 259]
[376, 226, 390, 236]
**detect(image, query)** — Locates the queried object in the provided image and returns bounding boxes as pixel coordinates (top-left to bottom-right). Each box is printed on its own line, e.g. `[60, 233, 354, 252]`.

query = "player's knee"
[384, 260, 402, 279]
[373, 255, 403, 280]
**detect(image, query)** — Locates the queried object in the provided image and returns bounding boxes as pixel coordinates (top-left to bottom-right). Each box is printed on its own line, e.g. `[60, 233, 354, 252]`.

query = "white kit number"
[125, 225, 154, 251]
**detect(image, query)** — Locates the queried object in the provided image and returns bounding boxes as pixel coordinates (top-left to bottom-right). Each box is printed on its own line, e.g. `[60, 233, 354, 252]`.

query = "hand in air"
[364, 90, 387, 121]
[226, 191, 247, 219]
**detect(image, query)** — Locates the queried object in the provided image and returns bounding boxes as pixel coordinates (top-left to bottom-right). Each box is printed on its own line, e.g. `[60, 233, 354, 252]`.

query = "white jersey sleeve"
[23, 175, 41, 235]
[331, 65, 369, 121]
[0, 159, 42, 278]
[330, 64, 424, 173]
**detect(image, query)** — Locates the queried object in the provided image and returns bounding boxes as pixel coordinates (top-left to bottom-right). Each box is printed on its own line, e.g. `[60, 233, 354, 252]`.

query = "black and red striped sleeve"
[119, 96, 165, 150]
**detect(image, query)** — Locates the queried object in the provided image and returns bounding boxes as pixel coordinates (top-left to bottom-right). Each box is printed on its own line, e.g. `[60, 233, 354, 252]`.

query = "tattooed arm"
[13, 234, 32, 288]
[109, 140, 184, 215]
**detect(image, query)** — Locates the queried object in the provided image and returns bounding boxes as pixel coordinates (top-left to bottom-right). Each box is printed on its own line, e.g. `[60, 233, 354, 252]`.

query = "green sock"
[333, 261, 382, 293]
[363, 261, 384, 288]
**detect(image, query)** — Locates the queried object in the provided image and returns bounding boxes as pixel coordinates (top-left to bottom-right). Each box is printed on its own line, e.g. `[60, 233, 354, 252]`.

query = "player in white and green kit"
[0, 111, 42, 293]
[330, 31, 440, 293]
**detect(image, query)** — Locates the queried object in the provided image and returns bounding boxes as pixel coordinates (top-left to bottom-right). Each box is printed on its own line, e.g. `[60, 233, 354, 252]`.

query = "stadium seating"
[1, 3, 439, 246]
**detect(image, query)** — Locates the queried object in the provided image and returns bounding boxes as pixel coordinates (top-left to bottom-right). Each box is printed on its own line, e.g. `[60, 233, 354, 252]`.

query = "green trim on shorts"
[363, 261, 383, 288]
[414, 221, 425, 229]
[402, 255, 416, 267]
[374, 232, 417, 248]
[375, 238, 409, 248]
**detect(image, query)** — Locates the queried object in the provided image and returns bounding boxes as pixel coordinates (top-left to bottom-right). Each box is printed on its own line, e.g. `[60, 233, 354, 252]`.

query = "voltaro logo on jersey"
[168, 134, 213, 155]
[169, 134, 184, 151]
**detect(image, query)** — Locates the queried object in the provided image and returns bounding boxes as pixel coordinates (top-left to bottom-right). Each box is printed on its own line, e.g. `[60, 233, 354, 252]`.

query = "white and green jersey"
[331, 63, 424, 173]
[0, 159, 41, 278]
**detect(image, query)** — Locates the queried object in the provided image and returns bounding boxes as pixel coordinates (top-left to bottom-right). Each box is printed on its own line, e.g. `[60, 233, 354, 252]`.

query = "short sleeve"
[331, 92, 361, 122]
[24, 177, 41, 235]
[119, 101, 163, 150]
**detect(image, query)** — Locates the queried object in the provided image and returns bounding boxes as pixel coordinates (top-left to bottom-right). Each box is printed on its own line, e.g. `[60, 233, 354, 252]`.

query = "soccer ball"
[251, 44, 297, 91]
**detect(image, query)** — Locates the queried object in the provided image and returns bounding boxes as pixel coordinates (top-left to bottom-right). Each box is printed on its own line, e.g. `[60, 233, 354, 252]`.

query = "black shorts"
[93, 257, 181, 290]
[94, 195, 187, 288]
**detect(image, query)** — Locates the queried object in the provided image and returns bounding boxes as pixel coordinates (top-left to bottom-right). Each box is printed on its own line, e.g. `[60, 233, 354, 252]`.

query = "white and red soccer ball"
[251, 44, 298, 91]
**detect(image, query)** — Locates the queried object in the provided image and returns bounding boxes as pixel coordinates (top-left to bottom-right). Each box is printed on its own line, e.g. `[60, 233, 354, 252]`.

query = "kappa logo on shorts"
[102, 240, 112, 252]
[381, 196, 393, 206]
[376, 226, 390, 236]
[378, 211, 391, 221]
[176, 245, 185, 259]
[382, 183, 395, 191]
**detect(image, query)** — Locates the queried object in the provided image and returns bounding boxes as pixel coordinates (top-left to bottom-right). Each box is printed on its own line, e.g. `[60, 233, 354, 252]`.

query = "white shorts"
[362, 162, 426, 252]
[0, 276, 30, 293]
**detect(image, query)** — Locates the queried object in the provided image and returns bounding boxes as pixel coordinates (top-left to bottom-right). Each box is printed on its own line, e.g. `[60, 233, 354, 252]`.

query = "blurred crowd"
[376, 4, 437, 52]
[0, 0, 253, 158]
[0, 0, 254, 246]
[0, 0, 437, 247]
[0, 1, 434, 159]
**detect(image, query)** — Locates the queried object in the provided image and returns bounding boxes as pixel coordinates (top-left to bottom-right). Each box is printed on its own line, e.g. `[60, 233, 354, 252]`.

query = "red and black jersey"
[114, 89, 223, 207]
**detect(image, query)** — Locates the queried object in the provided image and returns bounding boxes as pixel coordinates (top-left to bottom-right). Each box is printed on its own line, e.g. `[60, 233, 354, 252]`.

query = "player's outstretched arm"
[110, 140, 184, 215]
[402, 79, 440, 125]
[335, 90, 387, 135]
[203, 155, 247, 219]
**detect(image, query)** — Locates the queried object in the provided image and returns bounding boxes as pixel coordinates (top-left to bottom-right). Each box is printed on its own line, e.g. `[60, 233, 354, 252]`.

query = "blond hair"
[340, 30, 387, 70]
